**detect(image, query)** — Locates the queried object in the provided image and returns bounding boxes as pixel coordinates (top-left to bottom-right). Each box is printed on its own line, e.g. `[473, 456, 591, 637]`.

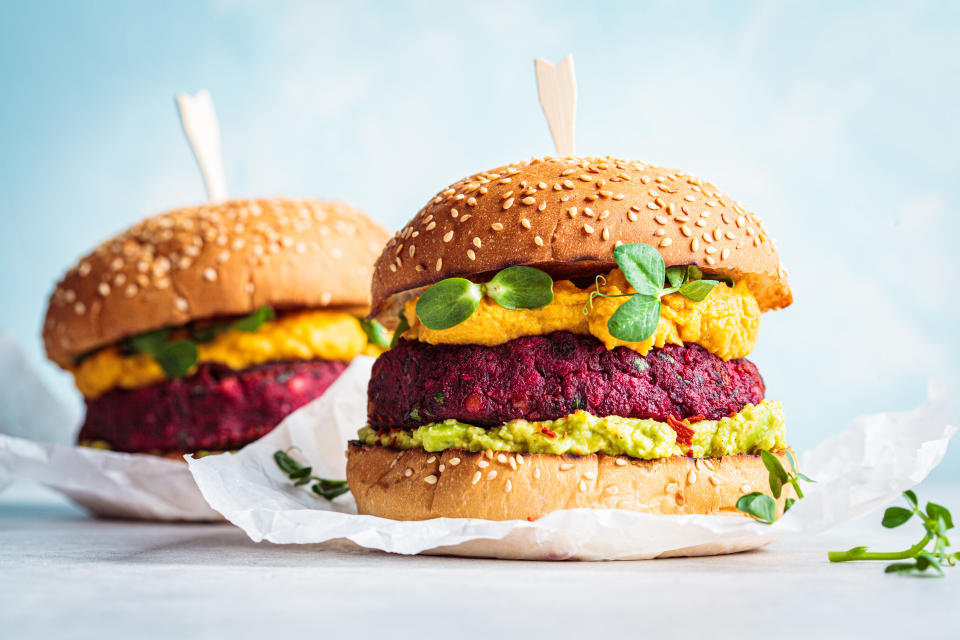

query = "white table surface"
[2, 481, 958, 640]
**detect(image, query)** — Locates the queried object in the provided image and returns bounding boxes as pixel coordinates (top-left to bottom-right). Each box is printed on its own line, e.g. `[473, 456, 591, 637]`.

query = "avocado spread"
[357, 400, 786, 459]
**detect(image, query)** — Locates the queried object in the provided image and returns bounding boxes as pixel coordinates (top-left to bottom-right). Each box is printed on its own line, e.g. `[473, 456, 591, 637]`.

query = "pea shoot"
[588, 244, 721, 343]
[735, 450, 814, 523]
[829, 491, 959, 577]
[273, 449, 350, 501]
[414, 265, 554, 330]
[126, 305, 276, 378]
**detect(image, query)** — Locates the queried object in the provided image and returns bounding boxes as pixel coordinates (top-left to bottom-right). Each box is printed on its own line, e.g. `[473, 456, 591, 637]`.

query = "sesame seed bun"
[43, 199, 389, 367]
[370, 156, 791, 319]
[346, 443, 795, 521]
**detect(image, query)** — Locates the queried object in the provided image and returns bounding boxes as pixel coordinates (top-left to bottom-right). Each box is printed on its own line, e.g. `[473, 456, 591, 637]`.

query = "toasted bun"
[346, 443, 795, 521]
[44, 199, 389, 367]
[371, 156, 791, 319]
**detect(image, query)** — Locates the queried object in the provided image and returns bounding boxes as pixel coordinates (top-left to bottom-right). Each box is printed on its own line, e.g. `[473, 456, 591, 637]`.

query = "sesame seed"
[659, 237, 672, 247]
[496, 453, 508, 464]
[647, 202, 659, 210]
[424, 474, 438, 485]
[601, 228, 610, 241]
[502, 198, 515, 210]
[521, 196, 536, 205]
[442, 230, 454, 243]
[491, 222, 504, 231]
[487, 470, 498, 480]
[505, 480, 513, 493]
[628, 211, 639, 222]
[472, 237, 481, 249]
[584, 471, 597, 480]
[467, 197, 478, 207]
[578, 480, 587, 492]
[124, 284, 138, 298]
[516, 454, 524, 465]
[740, 484, 752, 493]
[521, 218, 532, 229]
[584, 207, 594, 217]
[563, 180, 575, 189]
[709, 476, 718, 486]
[175, 297, 188, 312]
[605, 486, 619, 495]
[509, 456, 518, 471]
[73, 302, 86, 315]
[721, 248, 730, 260]
[97, 283, 110, 296]
[472, 471, 481, 485]
[583, 224, 594, 234]
[691, 238, 700, 251]
[450, 208, 458, 218]
[703, 459, 715, 471]
[705, 256, 716, 265]
[478, 460, 489, 468]
[427, 455, 436, 463]
[438, 464, 445, 472]
[467, 249, 476, 261]
[435, 258, 443, 271]
[687, 470, 697, 485]
[404, 468, 413, 477]
[568, 206, 578, 218]
[449, 457, 461, 466]
[534, 235, 544, 246]
[534, 468, 541, 479]
[706, 246, 717, 254]
[408, 245, 416, 257]
[666, 482, 679, 493]
[615, 458, 627, 466]
[425, 221, 437, 231]
[559, 463, 573, 471]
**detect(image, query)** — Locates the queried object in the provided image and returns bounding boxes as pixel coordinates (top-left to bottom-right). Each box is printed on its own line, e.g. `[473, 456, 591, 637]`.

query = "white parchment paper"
[188, 358, 957, 560]
[0, 333, 219, 520]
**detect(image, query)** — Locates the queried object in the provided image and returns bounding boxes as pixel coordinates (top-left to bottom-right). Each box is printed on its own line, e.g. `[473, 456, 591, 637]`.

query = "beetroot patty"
[80, 359, 347, 453]
[368, 332, 764, 430]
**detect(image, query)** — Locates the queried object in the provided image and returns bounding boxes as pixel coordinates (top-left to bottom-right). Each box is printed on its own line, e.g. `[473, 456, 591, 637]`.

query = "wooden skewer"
[534, 55, 577, 157]
[175, 90, 228, 203]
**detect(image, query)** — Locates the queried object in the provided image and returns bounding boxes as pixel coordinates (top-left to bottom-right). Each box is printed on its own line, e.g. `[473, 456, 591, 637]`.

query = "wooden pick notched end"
[534, 55, 577, 157]
[175, 90, 228, 203]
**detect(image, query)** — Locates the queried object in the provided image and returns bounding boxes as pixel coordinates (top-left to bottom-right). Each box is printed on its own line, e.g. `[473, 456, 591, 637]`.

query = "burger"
[347, 156, 795, 521]
[43, 199, 389, 457]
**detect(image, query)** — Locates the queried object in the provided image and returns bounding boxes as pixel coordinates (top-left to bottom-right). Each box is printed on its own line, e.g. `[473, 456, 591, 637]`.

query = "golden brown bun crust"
[371, 156, 791, 319]
[346, 443, 795, 521]
[44, 199, 389, 367]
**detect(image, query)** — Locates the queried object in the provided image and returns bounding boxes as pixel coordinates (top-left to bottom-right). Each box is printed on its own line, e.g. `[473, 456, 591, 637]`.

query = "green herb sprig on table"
[587, 244, 721, 343]
[125, 305, 276, 378]
[828, 491, 959, 576]
[736, 450, 814, 524]
[414, 265, 554, 330]
[273, 449, 350, 501]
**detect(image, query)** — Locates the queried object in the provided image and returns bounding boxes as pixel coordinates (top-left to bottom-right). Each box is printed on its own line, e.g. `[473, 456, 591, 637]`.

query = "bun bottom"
[346, 443, 795, 521]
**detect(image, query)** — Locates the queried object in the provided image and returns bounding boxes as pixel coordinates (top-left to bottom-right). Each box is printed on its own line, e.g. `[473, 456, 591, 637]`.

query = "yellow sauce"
[402, 269, 761, 360]
[73, 310, 380, 398]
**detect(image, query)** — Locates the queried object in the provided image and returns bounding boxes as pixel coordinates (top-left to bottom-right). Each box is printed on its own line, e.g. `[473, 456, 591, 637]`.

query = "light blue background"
[1, 1, 957, 479]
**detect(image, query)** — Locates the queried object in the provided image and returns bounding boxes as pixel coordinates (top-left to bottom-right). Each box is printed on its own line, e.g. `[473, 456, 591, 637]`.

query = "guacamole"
[357, 400, 786, 459]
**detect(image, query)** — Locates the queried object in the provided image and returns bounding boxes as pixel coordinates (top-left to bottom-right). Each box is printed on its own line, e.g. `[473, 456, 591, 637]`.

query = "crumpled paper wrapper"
[188, 358, 957, 560]
[0, 332, 221, 520]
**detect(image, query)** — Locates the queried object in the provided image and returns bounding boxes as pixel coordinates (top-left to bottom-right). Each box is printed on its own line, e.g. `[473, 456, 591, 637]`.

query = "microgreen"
[273, 449, 350, 501]
[390, 307, 411, 348]
[828, 491, 959, 576]
[586, 244, 721, 343]
[736, 450, 814, 524]
[359, 318, 391, 348]
[414, 266, 554, 331]
[126, 306, 275, 378]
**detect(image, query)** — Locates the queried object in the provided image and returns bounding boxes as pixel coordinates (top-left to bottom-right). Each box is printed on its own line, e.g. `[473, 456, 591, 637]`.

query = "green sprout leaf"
[274, 449, 349, 502]
[613, 243, 664, 296]
[761, 450, 790, 499]
[607, 294, 660, 342]
[231, 305, 276, 332]
[390, 308, 411, 348]
[129, 328, 169, 354]
[311, 479, 350, 501]
[415, 278, 483, 330]
[151, 341, 198, 378]
[359, 318, 391, 348]
[903, 490, 919, 509]
[882, 507, 915, 529]
[484, 266, 554, 310]
[664, 265, 689, 289]
[678, 279, 719, 302]
[926, 502, 954, 530]
[736, 492, 777, 524]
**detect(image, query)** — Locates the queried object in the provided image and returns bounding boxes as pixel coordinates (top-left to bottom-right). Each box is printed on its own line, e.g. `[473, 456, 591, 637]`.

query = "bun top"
[370, 156, 791, 318]
[44, 198, 389, 367]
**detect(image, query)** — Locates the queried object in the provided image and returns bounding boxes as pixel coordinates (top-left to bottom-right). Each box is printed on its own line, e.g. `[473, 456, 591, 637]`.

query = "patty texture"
[368, 332, 764, 431]
[79, 359, 347, 453]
